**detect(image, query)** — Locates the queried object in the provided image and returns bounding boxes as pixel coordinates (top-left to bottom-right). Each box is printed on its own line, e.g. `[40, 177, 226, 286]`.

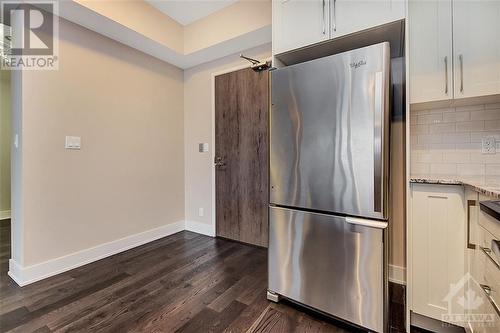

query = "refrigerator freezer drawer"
[268, 206, 385, 332]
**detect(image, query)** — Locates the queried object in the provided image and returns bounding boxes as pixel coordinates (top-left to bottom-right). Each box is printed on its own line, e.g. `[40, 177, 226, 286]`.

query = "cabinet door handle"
[480, 284, 500, 317]
[467, 200, 476, 249]
[322, 0, 326, 35]
[332, 0, 337, 32]
[444, 56, 448, 94]
[481, 247, 500, 270]
[459, 54, 464, 93]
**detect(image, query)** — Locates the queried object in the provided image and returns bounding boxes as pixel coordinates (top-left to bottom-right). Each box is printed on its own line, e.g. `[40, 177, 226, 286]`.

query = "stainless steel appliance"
[268, 42, 390, 332]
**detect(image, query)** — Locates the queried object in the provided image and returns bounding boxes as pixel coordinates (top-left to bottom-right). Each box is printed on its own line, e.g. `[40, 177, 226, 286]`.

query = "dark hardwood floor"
[0, 219, 363, 333]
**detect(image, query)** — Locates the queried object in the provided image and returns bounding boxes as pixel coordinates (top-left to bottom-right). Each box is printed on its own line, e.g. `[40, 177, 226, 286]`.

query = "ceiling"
[57, 0, 271, 69]
[146, 0, 238, 26]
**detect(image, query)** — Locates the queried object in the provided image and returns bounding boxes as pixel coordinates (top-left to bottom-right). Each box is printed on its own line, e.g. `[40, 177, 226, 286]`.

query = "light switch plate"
[198, 143, 209, 153]
[198, 207, 204, 217]
[65, 136, 81, 150]
[482, 137, 496, 154]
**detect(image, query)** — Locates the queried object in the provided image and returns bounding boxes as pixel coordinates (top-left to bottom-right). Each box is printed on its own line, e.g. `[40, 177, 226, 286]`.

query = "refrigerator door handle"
[373, 71, 385, 214]
[345, 217, 388, 229]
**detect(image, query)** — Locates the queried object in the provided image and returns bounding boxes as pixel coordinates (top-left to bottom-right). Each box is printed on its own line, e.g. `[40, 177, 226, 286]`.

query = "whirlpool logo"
[350, 60, 367, 69]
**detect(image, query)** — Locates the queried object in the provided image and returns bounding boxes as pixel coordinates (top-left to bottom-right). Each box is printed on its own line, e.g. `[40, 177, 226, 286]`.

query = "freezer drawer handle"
[345, 217, 388, 229]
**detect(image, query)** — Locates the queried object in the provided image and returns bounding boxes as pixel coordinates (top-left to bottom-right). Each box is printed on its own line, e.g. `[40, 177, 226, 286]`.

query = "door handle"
[467, 200, 476, 249]
[459, 54, 464, 93]
[444, 56, 448, 94]
[373, 71, 385, 214]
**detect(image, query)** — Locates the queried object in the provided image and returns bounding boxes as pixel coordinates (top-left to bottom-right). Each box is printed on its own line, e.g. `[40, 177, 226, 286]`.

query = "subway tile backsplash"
[411, 103, 500, 186]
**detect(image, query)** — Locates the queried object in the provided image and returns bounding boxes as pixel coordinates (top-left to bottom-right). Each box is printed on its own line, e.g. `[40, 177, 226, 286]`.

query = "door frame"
[210, 59, 271, 238]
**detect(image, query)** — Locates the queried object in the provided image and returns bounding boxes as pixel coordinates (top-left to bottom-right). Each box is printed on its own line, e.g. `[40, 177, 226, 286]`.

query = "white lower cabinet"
[412, 185, 500, 330]
[411, 184, 466, 326]
[466, 189, 485, 333]
[471, 224, 500, 333]
[469, 194, 500, 333]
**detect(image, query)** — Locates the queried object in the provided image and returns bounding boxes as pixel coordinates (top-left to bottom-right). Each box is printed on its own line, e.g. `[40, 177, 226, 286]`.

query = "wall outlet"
[482, 137, 496, 154]
[198, 207, 204, 217]
[65, 136, 81, 150]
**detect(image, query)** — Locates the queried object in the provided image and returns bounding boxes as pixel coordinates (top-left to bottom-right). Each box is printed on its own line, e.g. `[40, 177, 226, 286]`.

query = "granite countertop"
[410, 177, 500, 199]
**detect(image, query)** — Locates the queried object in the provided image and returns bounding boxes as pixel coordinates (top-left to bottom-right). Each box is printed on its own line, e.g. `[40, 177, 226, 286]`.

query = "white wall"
[183, 43, 272, 231]
[183, 0, 271, 54]
[0, 70, 11, 218]
[11, 18, 185, 271]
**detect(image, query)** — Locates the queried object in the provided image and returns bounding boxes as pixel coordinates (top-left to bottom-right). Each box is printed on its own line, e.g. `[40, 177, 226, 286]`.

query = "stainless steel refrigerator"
[268, 42, 390, 333]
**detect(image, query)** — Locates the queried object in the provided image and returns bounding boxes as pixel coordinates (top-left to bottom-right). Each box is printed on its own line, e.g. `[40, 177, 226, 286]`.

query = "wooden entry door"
[215, 67, 269, 247]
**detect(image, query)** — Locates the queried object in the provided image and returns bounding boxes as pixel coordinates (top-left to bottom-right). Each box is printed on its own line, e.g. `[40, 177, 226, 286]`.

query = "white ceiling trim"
[145, 0, 238, 26]
[57, 1, 271, 69]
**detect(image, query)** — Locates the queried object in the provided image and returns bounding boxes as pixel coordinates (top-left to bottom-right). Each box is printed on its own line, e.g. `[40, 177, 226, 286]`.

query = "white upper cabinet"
[272, 0, 405, 55]
[409, 0, 500, 103]
[273, 0, 330, 54]
[453, 0, 500, 99]
[409, 0, 453, 104]
[332, 0, 406, 38]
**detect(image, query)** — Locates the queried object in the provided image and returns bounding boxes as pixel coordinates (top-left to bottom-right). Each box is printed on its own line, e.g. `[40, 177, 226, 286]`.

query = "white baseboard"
[11, 220, 401, 287]
[8, 220, 185, 286]
[0, 210, 11, 220]
[185, 220, 215, 237]
[389, 264, 406, 285]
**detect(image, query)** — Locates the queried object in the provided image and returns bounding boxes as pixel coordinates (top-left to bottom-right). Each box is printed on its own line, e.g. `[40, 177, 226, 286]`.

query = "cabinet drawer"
[484, 258, 500, 311]
[479, 197, 500, 240]
[476, 226, 498, 280]
[478, 280, 500, 333]
[475, 224, 500, 332]
[477, 226, 498, 255]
